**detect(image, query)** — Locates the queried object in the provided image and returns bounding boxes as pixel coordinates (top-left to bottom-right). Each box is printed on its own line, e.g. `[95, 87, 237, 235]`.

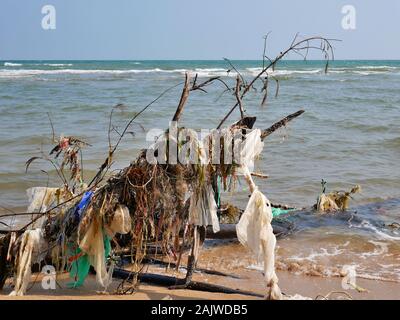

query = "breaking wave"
[246, 67, 322, 76]
[0, 67, 326, 79]
[4, 62, 22, 67]
[329, 65, 399, 75]
[0, 68, 190, 78]
[1, 63, 399, 79]
[41, 63, 74, 67]
[352, 220, 400, 241]
[0, 67, 229, 78]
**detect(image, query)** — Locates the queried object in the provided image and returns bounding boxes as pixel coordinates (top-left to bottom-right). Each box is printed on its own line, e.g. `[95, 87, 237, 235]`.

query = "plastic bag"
[78, 215, 109, 287]
[27, 187, 61, 213]
[105, 204, 132, 236]
[67, 234, 111, 288]
[189, 185, 220, 233]
[236, 188, 281, 300]
[9, 228, 47, 296]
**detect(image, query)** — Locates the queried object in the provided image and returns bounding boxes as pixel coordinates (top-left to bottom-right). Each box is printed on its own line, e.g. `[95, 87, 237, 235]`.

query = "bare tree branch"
[173, 73, 191, 122]
[235, 76, 245, 119]
[261, 109, 305, 140]
[217, 36, 338, 129]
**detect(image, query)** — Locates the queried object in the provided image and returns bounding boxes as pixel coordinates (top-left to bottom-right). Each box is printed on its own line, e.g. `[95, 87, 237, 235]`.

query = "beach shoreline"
[1, 239, 399, 300]
[1, 270, 399, 300]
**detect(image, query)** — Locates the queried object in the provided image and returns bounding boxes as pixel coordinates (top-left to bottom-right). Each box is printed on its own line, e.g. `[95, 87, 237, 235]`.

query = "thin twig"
[235, 76, 245, 119]
[217, 36, 338, 129]
[88, 81, 184, 188]
[261, 109, 305, 140]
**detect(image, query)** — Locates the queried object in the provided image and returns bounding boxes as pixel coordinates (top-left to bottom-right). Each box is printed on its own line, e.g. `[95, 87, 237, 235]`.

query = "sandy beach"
[1, 6, 400, 303]
[1, 240, 399, 300]
[2, 267, 399, 301]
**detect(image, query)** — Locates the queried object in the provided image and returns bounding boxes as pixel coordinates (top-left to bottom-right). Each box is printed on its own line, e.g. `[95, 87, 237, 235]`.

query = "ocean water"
[0, 60, 399, 283]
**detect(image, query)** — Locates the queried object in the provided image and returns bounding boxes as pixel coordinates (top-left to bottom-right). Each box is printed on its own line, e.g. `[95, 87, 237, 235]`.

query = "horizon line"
[1, 59, 400, 62]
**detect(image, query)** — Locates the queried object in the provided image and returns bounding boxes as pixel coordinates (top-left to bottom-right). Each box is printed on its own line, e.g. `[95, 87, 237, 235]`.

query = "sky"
[0, 0, 400, 60]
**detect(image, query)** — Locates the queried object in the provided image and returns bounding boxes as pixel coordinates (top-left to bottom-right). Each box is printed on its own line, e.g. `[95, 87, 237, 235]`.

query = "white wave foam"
[246, 67, 322, 77]
[330, 70, 381, 76]
[286, 246, 345, 263]
[194, 68, 226, 72]
[356, 272, 400, 283]
[4, 62, 74, 68]
[4, 62, 22, 67]
[357, 65, 398, 70]
[353, 71, 380, 76]
[191, 68, 233, 77]
[355, 220, 400, 241]
[0, 68, 189, 78]
[329, 65, 399, 75]
[41, 63, 73, 67]
[0, 67, 235, 78]
[0, 65, 396, 79]
[360, 241, 389, 258]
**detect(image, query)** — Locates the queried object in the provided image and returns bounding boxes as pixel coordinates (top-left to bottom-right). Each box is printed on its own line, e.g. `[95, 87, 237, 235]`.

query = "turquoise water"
[0, 60, 399, 282]
[1, 59, 399, 207]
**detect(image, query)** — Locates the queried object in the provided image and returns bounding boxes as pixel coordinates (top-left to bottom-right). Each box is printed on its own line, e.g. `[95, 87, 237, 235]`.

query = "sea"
[0, 60, 399, 284]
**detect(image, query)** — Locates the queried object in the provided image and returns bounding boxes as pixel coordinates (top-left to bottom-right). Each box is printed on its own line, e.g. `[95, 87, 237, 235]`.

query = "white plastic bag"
[236, 187, 281, 300]
[78, 215, 109, 287]
[238, 128, 264, 173]
[105, 204, 132, 236]
[26, 187, 60, 213]
[9, 228, 47, 296]
[189, 185, 220, 233]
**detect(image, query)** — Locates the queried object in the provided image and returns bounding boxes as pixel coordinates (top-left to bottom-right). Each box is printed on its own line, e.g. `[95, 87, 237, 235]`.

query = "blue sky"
[1, 0, 400, 60]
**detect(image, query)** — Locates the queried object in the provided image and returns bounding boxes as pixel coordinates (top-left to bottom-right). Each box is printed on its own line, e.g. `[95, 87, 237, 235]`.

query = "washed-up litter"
[236, 187, 281, 300]
[0, 36, 340, 299]
[2, 116, 288, 297]
[315, 180, 361, 213]
[10, 228, 47, 296]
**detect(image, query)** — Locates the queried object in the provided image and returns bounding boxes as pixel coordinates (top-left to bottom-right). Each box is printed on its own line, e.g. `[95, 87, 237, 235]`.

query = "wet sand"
[1, 270, 399, 300]
[1, 241, 399, 300]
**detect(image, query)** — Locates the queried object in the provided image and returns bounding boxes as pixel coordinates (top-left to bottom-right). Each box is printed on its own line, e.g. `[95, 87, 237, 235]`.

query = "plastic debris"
[9, 228, 47, 296]
[236, 187, 282, 300]
[189, 185, 220, 233]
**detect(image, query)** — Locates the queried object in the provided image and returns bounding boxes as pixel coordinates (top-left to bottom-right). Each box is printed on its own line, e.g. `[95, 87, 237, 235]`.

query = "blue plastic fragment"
[74, 191, 93, 221]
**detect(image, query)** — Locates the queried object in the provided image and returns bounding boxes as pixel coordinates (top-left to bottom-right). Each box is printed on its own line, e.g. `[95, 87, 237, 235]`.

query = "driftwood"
[206, 221, 295, 240]
[0, 230, 15, 235]
[140, 257, 243, 279]
[0, 234, 11, 290]
[261, 109, 305, 140]
[235, 76, 245, 119]
[112, 268, 263, 298]
[115, 243, 191, 257]
[172, 73, 191, 122]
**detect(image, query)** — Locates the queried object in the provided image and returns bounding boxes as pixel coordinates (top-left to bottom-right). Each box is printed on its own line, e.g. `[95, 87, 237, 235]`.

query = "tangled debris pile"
[0, 35, 341, 299]
[315, 180, 361, 213]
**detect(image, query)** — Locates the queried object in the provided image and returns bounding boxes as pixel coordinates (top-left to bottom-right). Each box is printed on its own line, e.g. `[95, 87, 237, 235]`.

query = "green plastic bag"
[67, 233, 111, 288]
[272, 207, 294, 218]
